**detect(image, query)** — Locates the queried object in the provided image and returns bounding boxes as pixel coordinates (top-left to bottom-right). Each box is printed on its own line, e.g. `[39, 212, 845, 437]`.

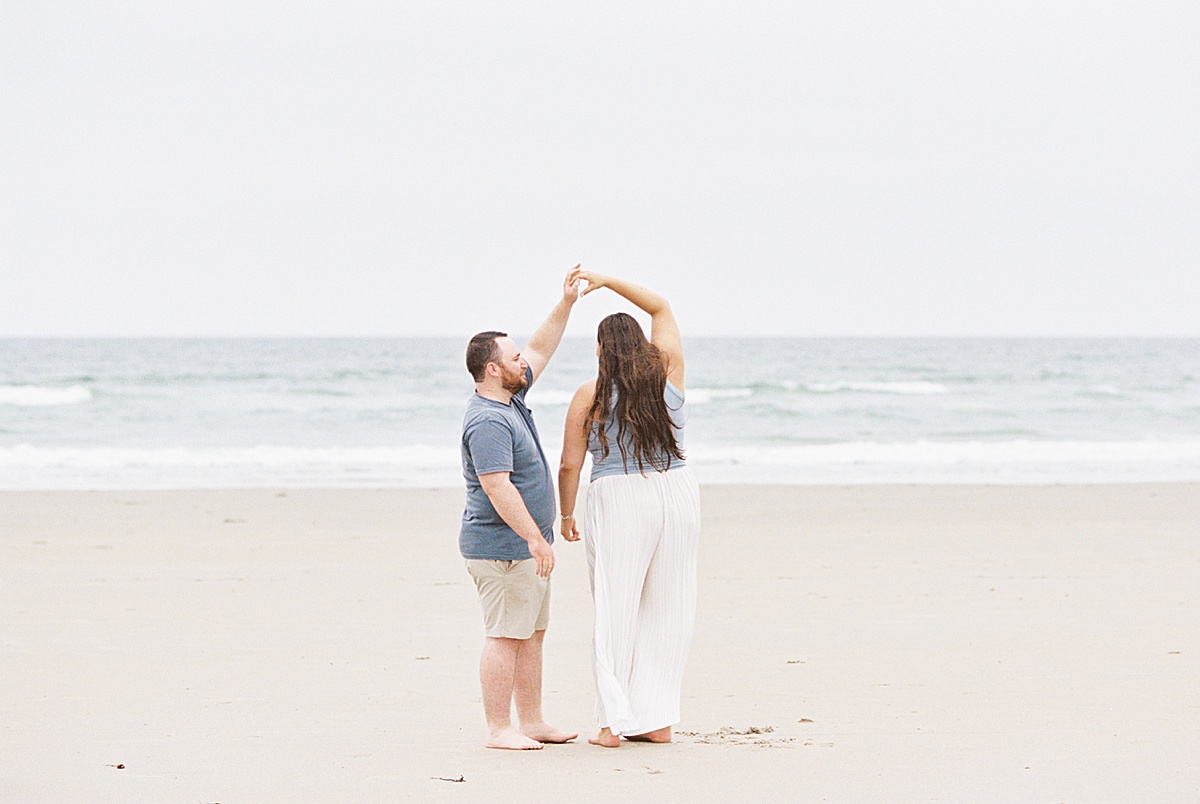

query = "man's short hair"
[466, 331, 507, 381]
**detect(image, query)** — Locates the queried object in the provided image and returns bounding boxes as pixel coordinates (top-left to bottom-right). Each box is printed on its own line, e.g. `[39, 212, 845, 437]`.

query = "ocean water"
[2, 337, 1199, 489]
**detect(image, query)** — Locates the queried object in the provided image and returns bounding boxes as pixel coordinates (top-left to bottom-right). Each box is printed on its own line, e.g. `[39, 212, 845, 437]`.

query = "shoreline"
[4, 476, 1200, 492]
[3, 484, 1198, 800]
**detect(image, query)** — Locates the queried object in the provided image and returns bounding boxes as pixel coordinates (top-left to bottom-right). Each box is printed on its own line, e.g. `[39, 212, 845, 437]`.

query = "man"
[460, 265, 581, 750]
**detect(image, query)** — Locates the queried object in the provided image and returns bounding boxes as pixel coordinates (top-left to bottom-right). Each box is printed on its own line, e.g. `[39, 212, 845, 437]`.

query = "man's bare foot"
[521, 722, 578, 744]
[589, 727, 621, 748]
[487, 727, 544, 750]
[626, 726, 672, 743]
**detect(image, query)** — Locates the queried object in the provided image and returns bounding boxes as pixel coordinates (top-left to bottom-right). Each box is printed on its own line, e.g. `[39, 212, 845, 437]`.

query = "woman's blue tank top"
[588, 381, 687, 481]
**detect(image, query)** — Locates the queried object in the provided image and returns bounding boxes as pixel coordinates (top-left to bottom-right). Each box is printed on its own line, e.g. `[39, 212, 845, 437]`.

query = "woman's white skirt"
[584, 466, 701, 735]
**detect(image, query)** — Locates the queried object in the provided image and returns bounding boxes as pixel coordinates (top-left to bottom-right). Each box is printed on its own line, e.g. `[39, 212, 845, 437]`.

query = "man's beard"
[500, 366, 527, 394]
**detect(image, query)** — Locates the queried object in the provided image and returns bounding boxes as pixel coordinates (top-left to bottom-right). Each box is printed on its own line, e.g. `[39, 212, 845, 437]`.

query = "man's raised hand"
[563, 264, 583, 304]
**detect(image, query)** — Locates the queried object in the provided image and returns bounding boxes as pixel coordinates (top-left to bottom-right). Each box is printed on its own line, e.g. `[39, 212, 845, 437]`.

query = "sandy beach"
[2, 484, 1197, 802]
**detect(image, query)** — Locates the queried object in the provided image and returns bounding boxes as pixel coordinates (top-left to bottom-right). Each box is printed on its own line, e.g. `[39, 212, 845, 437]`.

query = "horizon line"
[3, 333, 1199, 340]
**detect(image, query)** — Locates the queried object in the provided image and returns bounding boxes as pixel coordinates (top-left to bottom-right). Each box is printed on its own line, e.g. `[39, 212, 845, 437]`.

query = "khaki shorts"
[465, 558, 551, 639]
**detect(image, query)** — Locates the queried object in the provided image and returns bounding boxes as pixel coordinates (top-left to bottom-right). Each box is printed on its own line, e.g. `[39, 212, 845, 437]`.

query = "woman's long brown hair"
[586, 312, 685, 473]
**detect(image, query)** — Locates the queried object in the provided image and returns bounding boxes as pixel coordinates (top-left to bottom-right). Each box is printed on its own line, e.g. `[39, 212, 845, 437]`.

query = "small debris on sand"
[721, 726, 774, 735]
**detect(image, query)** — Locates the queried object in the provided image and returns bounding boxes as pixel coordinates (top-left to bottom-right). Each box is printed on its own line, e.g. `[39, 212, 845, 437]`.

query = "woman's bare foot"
[487, 727, 544, 750]
[521, 722, 578, 744]
[588, 727, 620, 748]
[625, 726, 672, 743]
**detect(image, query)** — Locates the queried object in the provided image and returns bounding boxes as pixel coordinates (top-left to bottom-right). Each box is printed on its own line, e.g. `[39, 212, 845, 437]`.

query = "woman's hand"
[576, 270, 609, 297]
[561, 515, 581, 542]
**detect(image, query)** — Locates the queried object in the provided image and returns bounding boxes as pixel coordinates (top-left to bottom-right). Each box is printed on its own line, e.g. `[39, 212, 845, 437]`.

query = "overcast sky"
[3, 2, 1197, 337]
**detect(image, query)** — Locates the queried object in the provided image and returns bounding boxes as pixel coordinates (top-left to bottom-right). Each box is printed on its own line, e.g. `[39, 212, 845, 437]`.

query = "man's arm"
[478, 472, 555, 577]
[523, 265, 582, 384]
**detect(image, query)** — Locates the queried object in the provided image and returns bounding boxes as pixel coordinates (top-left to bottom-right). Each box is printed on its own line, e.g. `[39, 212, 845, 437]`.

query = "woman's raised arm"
[577, 271, 684, 390]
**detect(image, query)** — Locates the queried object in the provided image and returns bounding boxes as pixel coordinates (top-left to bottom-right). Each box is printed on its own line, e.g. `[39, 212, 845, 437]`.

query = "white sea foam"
[0, 444, 463, 489]
[525, 389, 578, 406]
[691, 439, 1200, 466]
[803, 381, 949, 395]
[531, 386, 757, 405]
[516, 383, 946, 406]
[0, 385, 93, 406]
[0, 444, 459, 469]
[686, 388, 755, 404]
[3, 439, 1200, 489]
[687, 439, 1200, 484]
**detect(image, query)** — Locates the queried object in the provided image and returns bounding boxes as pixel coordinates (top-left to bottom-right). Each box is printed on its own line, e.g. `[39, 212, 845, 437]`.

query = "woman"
[558, 271, 701, 748]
